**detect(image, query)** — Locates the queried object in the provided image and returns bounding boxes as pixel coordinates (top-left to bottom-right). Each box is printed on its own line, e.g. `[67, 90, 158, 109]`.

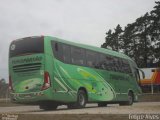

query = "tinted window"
[98, 54, 115, 71]
[62, 44, 71, 63]
[86, 50, 98, 68]
[106, 56, 115, 71]
[117, 59, 125, 73]
[121, 59, 132, 73]
[71, 47, 85, 66]
[98, 54, 106, 69]
[112, 57, 120, 72]
[51, 42, 63, 61]
[10, 37, 44, 57]
[52, 42, 58, 58]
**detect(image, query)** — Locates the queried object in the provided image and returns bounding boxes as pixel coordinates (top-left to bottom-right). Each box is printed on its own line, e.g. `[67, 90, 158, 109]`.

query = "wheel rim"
[79, 93, 85, 106]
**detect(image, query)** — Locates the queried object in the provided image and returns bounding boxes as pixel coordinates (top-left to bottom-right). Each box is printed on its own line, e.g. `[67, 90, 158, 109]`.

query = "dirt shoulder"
[0, 102, 160, 120]
[139, 93, 160, 102]
[1, 114, 130, 120]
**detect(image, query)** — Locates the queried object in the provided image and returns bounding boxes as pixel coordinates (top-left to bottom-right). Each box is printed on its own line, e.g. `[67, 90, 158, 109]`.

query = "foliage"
[0, 78, 8, 98]
[102, 1, 160, 68]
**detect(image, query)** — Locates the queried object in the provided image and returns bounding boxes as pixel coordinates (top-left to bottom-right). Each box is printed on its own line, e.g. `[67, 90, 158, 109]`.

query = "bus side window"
[55, 43, 58, 51]
[51, 41, 63, 61]
[86, 50, 98, 68]
[98, 54, 106, 69]
[71, 46, 86, 66]
[113, 57, 119, 72]
[62, 44, 71, 64]
[122, 60, 132, 74]
[108, 56, 116, 71]
[118, 59, 124, 73]
[51, 41, 58, 58]
[106, 56, 114, 71]
[105, 55, 112, 71]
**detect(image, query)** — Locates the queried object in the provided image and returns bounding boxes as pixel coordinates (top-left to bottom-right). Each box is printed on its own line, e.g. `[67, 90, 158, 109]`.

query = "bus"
[9, 36, 143, 110]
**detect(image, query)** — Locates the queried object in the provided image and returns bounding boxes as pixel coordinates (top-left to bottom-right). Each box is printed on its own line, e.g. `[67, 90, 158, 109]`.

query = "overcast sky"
[0, 0, 156, 81]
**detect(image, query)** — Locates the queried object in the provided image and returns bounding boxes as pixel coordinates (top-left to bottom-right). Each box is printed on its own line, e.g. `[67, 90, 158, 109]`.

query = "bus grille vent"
[12, 63, 41, 73]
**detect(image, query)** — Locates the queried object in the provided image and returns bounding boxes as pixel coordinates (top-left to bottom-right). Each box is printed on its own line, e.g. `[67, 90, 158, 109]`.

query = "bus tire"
[39, 104, 58, 110]
[98, 102, 107, 107]
[127, 91, 134, 105]
[77, 90, 87, 108]
[67, 90, 87, 109]
[119, 92, 134, 106]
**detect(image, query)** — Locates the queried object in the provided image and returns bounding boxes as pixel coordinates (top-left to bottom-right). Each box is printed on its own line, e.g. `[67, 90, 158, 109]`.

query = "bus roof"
[46, 36, 134, 62]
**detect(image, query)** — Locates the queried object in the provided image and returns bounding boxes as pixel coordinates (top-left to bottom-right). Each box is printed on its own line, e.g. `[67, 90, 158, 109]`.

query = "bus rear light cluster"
[41, 71, 51, 90]
[9, 75, 14, 91]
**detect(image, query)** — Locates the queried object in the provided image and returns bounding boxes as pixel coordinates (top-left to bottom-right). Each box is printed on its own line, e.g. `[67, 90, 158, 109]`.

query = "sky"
[0, 0, 156, 82]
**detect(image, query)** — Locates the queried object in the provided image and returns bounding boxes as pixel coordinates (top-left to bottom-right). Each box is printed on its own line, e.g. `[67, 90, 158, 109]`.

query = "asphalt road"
[0, 102, 160, 114]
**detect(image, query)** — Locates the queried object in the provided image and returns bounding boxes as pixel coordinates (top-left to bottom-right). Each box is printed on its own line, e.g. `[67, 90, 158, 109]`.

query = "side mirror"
[136, 68, 145, 87]
[140, 69, 145, 79]
[139, 69, 145, 79]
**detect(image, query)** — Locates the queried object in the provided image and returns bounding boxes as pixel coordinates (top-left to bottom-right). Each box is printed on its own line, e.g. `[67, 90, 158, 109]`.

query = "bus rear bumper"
[10, 91, 52, 104]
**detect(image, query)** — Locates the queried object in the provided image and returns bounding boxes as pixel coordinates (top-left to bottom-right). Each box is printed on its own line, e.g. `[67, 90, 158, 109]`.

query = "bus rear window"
[9, 36, 44, 57]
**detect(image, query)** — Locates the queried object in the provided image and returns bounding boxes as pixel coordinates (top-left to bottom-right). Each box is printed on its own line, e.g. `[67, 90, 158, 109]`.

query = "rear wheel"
[98, 102, 107, 107]
[127, 92, 134, 105]
[39, 104, 58, 110]
[67, 90, 87, 109]
[77, 90, 87, 108]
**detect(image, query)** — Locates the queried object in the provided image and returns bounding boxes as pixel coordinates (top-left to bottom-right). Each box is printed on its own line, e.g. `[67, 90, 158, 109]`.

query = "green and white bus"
[9, 36, 143, 110]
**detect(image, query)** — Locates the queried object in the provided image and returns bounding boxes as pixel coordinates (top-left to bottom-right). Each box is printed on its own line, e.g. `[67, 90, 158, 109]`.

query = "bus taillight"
[9, 75, 14, 91]
[41, 71, 51, 90]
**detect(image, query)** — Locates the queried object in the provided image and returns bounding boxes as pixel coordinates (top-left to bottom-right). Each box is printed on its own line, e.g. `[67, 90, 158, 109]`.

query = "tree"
[121, 23, 137, 57]
[102, 1, 160, 68]
[0, 78, 8, 98]
[101, 29, 113, 49]
[112, 24, 123, 51]
[102, 24, 123, 52]
[150, 1, 160, 66]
